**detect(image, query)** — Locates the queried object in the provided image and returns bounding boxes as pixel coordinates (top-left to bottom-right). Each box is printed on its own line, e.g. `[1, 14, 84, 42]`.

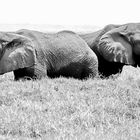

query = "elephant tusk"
[120, 56, 123, 63]
[114, 54, 117, 62]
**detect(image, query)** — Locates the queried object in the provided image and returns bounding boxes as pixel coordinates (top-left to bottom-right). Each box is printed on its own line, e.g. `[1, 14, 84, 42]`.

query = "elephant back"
[58, 30, 76, 35]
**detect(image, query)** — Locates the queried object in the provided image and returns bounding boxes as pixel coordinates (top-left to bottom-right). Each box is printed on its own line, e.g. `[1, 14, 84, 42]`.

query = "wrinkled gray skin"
[80, 24, 120, 51]
[80, 23, 140, 76]
[0, 29, 98, 80]
[99, 23, 140, 65]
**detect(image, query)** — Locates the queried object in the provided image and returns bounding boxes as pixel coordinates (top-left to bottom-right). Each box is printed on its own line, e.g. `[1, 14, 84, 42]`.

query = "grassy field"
[0, 66, 140, 140]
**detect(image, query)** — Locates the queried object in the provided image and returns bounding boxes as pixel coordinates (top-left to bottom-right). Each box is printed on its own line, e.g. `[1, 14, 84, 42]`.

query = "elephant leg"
[133, 54, 140, 67]
[47, 60, 97, 80]
[98, 55, 125, 77]
[14, 68, 36, 80]
[13, 65, 47, 80]
[81, 67, 96, 79]
[81, 59, 98, 79]
[47, 62, 83, 79]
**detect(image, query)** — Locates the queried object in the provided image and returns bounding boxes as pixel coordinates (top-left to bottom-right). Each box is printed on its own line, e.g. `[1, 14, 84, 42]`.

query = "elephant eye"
[6, 39, 23, 49]
[5, 41, 14, 48]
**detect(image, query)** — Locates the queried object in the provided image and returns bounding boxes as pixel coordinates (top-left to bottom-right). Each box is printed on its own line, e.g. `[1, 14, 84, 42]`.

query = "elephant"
[98, 23, 140, 73]
[80, 24, 121, 76]
[0, 29, 98, 80]
[80, 23, 140, 77]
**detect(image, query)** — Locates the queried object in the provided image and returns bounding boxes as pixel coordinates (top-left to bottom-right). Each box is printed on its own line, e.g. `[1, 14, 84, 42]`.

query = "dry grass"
[0, 66, 140, 140]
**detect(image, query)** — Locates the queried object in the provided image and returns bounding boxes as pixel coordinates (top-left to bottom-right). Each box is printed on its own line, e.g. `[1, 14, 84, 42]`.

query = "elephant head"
[0, 32, 36, 74]
[98, 23, 140, 66]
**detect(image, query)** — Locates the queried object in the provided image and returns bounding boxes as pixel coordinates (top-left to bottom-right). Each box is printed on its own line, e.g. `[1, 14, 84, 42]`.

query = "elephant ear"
[98, 26, 135, 65]
[0, 33, 36, 74]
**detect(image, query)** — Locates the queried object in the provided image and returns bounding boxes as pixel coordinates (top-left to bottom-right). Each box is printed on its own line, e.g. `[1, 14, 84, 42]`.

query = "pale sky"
[0, 0, 139, 32]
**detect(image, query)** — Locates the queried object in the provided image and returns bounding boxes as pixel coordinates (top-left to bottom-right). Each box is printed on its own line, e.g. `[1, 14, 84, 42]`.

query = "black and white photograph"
[0, 0, 140, 139]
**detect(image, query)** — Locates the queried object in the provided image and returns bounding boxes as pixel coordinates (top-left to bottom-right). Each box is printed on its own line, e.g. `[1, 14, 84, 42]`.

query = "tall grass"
[0, 66, 140, 140]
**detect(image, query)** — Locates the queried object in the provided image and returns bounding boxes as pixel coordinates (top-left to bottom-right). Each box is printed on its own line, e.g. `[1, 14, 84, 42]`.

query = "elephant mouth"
[131, 40, 140, 55]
